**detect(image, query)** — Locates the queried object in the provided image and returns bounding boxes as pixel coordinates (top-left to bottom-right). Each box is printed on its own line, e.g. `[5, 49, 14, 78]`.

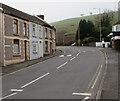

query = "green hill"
[51, 11, 118, 45]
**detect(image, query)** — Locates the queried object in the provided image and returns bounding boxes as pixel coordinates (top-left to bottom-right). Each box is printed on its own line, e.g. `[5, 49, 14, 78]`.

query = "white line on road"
[57, 62, 68, 69]
[67, 54, 72, 57]
[1, 92, 18, 99]
[76, 53, 79, 56]
[70, 57, 76, 61]
[82, 96, 90, 100]
[21, 72, 50, 88]
[11, 89, 23, 92]
[72, 92, 92, 96]
[59, 55, 64, 57]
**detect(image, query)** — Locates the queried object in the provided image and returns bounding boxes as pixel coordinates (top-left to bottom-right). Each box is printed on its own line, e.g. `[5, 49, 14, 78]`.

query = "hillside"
[51, 11, 118, 45]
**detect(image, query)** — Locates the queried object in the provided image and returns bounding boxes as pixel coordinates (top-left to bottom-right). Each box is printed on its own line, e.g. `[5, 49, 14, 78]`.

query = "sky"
[0, 0, 119, 23]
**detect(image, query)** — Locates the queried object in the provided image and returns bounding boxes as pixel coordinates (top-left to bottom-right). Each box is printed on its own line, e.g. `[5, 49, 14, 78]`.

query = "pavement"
[100, 48, 119, 100]
[2, 50, 63, 76]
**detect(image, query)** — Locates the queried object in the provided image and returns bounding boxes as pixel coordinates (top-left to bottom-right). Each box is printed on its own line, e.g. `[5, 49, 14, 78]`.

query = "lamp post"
[93, 8, 102, 47]
[77, 21, 80, 46]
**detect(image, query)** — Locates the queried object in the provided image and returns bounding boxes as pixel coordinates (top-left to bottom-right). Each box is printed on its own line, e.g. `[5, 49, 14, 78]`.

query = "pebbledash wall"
[29, 22, 44, 60]
[0, 3, 56, 66]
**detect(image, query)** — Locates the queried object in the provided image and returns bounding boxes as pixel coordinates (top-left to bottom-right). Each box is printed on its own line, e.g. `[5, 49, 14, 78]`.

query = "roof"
[1, 3, 54, 28]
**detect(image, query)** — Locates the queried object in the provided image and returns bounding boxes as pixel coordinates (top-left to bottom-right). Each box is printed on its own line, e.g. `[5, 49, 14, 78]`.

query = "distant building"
[111, 22, 120, 50]
[0, 3, 56, 66]
[109, 1, 120, 50]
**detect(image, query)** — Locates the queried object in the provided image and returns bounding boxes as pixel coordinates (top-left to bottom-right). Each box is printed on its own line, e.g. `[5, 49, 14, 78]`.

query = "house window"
[39, 27, 42, 38]
[32, 24, 35, 36]
[32, 44, 37, 54]
[50, 30, 52, 38]
[13, 19, 18, 34]
[13, 39, 20, 54]
[116, 25, 120, 31]
[23, 22, 27, 36]
[45, 28, 47, 38]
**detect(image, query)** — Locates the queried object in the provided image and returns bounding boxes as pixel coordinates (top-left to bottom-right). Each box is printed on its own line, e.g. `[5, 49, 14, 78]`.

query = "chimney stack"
[37, 15, 44, 20]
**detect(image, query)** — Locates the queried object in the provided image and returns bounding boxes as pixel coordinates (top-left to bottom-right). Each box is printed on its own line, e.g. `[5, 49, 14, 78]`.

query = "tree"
[76, 19, 95, 44]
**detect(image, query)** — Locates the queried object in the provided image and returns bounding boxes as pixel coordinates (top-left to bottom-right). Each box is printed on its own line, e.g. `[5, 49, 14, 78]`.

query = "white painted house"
[112, 24, 120, 32]
[29, 22, 44, 60]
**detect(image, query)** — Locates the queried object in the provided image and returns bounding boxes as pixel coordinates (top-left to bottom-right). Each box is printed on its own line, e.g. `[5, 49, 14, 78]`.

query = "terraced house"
[0, 3, 56, 66]
[111, 22, 120, 50]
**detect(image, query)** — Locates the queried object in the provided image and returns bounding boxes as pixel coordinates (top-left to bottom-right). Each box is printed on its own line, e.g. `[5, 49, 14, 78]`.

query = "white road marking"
[11, 89, 23, 92]
[83, 51, 86, 53]
[76, 53, 79, 56]
[1, 92, 17, 99]
[72, 92, 92, 96]
[21, 72, 50, 88]
[59, 55, 64, 57]
[67, 54, 72, 57]
[70, 57, 76, 61]
[83, 96, 90, 100]
[57, 62, 68, 69]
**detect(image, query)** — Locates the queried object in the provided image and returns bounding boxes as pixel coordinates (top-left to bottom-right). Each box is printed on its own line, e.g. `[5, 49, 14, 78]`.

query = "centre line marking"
[21, 72, 50, 88]
[67, 54, 72, 57]
[57, 62, 68, 69]
[82, 96, 90, 100]
[11, 89, 23, 92]
[59, 55, 64, 57]
[70, 57, 76, 61]
[76, 53, 79, 56]
[2, 92, 18, 99]
[72, 92, 92, 96]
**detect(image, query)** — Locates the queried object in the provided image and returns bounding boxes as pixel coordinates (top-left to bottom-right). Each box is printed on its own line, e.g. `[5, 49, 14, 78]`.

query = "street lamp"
[93, 8, 102, 47]
[77, 21, 80, 46]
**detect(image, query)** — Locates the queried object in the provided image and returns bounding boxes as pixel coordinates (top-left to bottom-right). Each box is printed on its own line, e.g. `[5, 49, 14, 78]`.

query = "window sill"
[13, 34, 19, 36]
[13, 54, 21, 57]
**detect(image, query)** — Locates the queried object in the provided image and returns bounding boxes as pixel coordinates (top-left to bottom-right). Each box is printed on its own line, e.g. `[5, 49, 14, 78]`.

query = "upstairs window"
[32, 24, 36, 36]
[13, 19, 18, 35]
[45, 28, 47, 38]
[23, 22, 27, 36]
[39, 26, 42, 38]
[50, 30, 52, 38]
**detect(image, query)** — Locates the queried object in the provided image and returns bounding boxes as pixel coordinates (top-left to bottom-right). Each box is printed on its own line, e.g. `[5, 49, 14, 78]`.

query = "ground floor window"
[13, 39, 20, 54]
[32, 44, 37, 54]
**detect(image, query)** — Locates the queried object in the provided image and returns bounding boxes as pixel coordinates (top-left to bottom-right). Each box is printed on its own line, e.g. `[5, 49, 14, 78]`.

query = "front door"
[24, 40, 28, 60]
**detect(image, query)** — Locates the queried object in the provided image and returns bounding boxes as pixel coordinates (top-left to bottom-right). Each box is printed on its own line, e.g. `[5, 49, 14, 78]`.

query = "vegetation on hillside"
[51, 10, 118, 46]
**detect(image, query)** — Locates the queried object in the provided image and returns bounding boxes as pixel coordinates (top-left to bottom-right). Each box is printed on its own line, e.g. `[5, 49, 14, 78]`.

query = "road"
[2, 46, 106, 100]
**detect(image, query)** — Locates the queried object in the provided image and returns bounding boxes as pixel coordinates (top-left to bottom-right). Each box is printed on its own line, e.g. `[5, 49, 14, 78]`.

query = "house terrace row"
[0, 3, 56, 66]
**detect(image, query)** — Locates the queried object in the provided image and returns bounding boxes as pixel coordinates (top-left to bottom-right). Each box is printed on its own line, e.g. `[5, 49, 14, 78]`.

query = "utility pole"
[99, 8, 102, 47]
[78, 21, 80, 46]
[93, 8, 102, 47]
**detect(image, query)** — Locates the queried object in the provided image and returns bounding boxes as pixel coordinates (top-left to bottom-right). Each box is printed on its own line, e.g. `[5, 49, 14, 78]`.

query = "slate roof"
[1, 3, 53, 28]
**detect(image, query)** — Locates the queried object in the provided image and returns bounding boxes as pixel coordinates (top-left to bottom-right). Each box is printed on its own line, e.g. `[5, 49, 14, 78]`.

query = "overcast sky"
[0, 0, 119, 23]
